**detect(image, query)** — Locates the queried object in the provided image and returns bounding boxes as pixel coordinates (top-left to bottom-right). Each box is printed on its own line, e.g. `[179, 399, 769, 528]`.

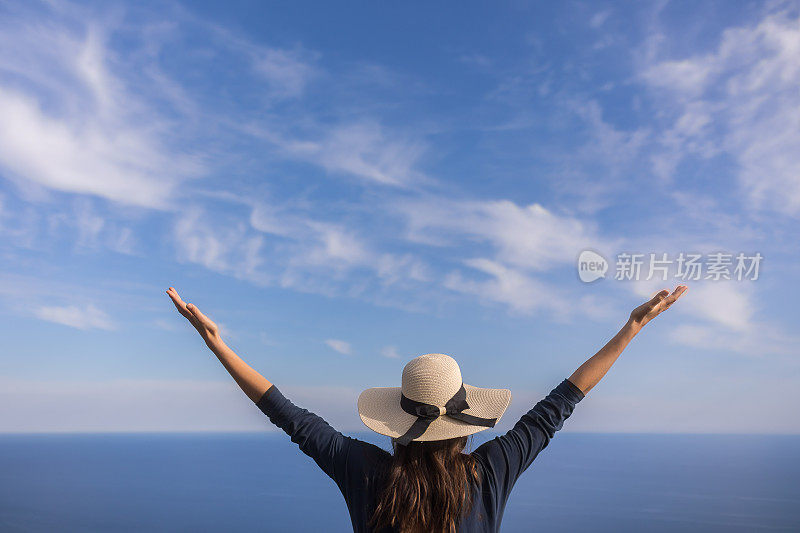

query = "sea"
[0, 433, 797, 532]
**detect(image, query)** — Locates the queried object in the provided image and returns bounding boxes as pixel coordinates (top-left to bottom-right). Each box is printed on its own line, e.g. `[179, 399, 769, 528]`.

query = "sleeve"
[255, 384, 352, 491]
[472, 378, 584, 502]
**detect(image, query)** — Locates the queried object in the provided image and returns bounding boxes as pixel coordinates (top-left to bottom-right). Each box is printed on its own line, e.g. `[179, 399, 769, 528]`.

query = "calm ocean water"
[0, 433, 797, 532]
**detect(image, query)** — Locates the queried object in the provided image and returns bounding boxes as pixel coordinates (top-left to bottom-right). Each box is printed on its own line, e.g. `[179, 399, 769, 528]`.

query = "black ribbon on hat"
[396, 383, 497, 446]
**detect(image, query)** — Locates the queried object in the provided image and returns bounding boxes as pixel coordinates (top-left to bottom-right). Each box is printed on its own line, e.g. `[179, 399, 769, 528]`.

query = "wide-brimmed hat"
[358, 353, 512, 445]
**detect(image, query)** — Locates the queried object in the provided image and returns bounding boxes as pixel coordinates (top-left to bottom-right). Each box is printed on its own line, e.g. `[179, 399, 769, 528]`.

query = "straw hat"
[358, 353, 512, 445]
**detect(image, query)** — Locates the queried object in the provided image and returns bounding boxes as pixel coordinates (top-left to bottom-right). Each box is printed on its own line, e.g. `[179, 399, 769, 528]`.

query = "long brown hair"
[368, 436, 482, 533]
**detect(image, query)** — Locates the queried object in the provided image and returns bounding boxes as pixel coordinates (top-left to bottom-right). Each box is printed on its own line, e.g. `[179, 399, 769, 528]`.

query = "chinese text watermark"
[577, 251, 762, 283]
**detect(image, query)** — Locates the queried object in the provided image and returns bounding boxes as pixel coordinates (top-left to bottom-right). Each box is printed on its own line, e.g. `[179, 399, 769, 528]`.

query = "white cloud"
[0, 88, 200, 209]
[176, 192, 605, 318]
[640, 9, 800, 215]
[380, 345, 401, 359]
[444, 258, 571, 316]
[173, 206, 266, 282]
[195, 14, 318, 100]
[1, 3, 436, 306]
[288, 221, 430, 285]
[250, 197, 431, 287]
[392, 195, 620, 317]
[569, 99, 649, 174]
[325, 339, 352, 355]
[253, 48, 317, 98]
[0, 9, 204, 209]
[629, 277, 795, 356]
[73, 203, 105, 247]
[34, 303, 115, 330]
[400, 197, 607, 271]
[0, 193, 137, 255]
[273, 121, 427, 187]
[248, 200, 306, 238]
[68, 198, 136, 254]
[317, 122, 425, 186]
[669, 322, 796, 357]
[301, 222, 374, 268]
[630, 275, 754, 330]
[683, 282, 753, 331]
[171, 195, 434, 306]
[642, 59, 712, 96]
[590, 10, 611, 29]
[542, 99, 652, 212]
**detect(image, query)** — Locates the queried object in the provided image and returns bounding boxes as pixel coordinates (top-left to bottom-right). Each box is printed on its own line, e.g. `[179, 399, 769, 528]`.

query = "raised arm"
[473, 285, 688, 504]
[165, 287, 356, 490]
[166, 287, 271, 402]
[568, 284, 688, 395]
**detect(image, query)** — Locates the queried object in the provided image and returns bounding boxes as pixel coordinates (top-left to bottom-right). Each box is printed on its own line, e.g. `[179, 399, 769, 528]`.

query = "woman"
[166, 284, 687, 532]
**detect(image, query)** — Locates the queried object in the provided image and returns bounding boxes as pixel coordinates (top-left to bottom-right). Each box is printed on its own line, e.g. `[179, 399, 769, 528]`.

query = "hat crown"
[401, 353, 462, 405]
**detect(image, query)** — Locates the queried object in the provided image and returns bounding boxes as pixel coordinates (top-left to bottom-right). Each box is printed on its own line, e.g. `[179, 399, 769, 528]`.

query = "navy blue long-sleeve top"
[255, 378, 585, 532]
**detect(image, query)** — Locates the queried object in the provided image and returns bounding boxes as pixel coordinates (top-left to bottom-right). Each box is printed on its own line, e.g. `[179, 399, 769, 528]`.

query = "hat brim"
[357, 384, 512, 442]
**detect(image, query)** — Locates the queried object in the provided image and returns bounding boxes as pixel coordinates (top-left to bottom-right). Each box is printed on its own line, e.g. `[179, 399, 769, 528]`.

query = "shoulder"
[349, 438, 392, 465]
[470, 437, 505, 475]
[341, 438, 393, 494]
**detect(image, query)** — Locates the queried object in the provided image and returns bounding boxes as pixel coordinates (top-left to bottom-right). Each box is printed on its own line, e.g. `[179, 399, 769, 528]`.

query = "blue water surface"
[0, 433, 797, 532]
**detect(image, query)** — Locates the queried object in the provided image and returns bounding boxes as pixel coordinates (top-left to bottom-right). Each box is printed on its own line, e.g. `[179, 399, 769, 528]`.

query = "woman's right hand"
[167, 287, 271, 402]
[166, 287, 221, 345]
[629, 285, 688, 329]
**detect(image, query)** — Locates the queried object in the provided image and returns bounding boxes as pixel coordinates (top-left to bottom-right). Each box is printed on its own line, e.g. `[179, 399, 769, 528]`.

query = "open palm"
[629, 285, 688, 328]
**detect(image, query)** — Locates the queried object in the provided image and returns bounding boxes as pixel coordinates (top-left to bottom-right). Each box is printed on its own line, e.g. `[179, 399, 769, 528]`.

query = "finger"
[647, 289, 669, 310]
[646, 288, 672, 314]
[166, 288, 197, 323]
[650, 289, 669, 303]
[166, 287, 183, 302]
[665, 284, 687, 301]
[166, 287, 189, 312]
[186, 303, 211, 326]
[664, 285, 688, 307]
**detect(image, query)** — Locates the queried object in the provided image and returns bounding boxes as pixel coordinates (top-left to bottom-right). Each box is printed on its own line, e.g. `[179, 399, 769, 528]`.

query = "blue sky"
[1, 0, 798, 433]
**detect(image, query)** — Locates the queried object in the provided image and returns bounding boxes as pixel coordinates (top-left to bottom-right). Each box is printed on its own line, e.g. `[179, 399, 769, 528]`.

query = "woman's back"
[256, 379, 584, 532]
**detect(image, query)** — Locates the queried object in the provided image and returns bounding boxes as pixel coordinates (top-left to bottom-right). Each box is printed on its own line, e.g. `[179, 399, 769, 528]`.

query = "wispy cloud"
[380, 345, 401, 359]
[590, 10, 611, 29]
[0, 193, 138, 255]
[670, 322, 798, 358]
[34, 303, 115, 330]
[172, 205, 267, 283]
[1, 1, 439, 311]
[325, 339, 352, 355]
[399, 197, 607, 270]
[253, 120, 428, 188]
[252, 47, 318, 99]
[639, 8, 800, 216]
[0, 7, 204, 209]
[631, 279, 753, 331]
[171, 194, 433, 303]
[192, 12, 319, 101]
[629, 276, 795, 356]
[444, 258, 571, 316]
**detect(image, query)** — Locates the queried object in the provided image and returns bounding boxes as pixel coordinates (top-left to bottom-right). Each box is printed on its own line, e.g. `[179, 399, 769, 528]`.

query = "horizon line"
[1, 430, 798, 437]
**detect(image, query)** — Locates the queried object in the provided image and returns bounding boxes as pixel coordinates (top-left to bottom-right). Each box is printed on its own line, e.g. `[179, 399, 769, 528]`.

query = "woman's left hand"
[166, 287, 221, 344]
[629, 284, 688, 329]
